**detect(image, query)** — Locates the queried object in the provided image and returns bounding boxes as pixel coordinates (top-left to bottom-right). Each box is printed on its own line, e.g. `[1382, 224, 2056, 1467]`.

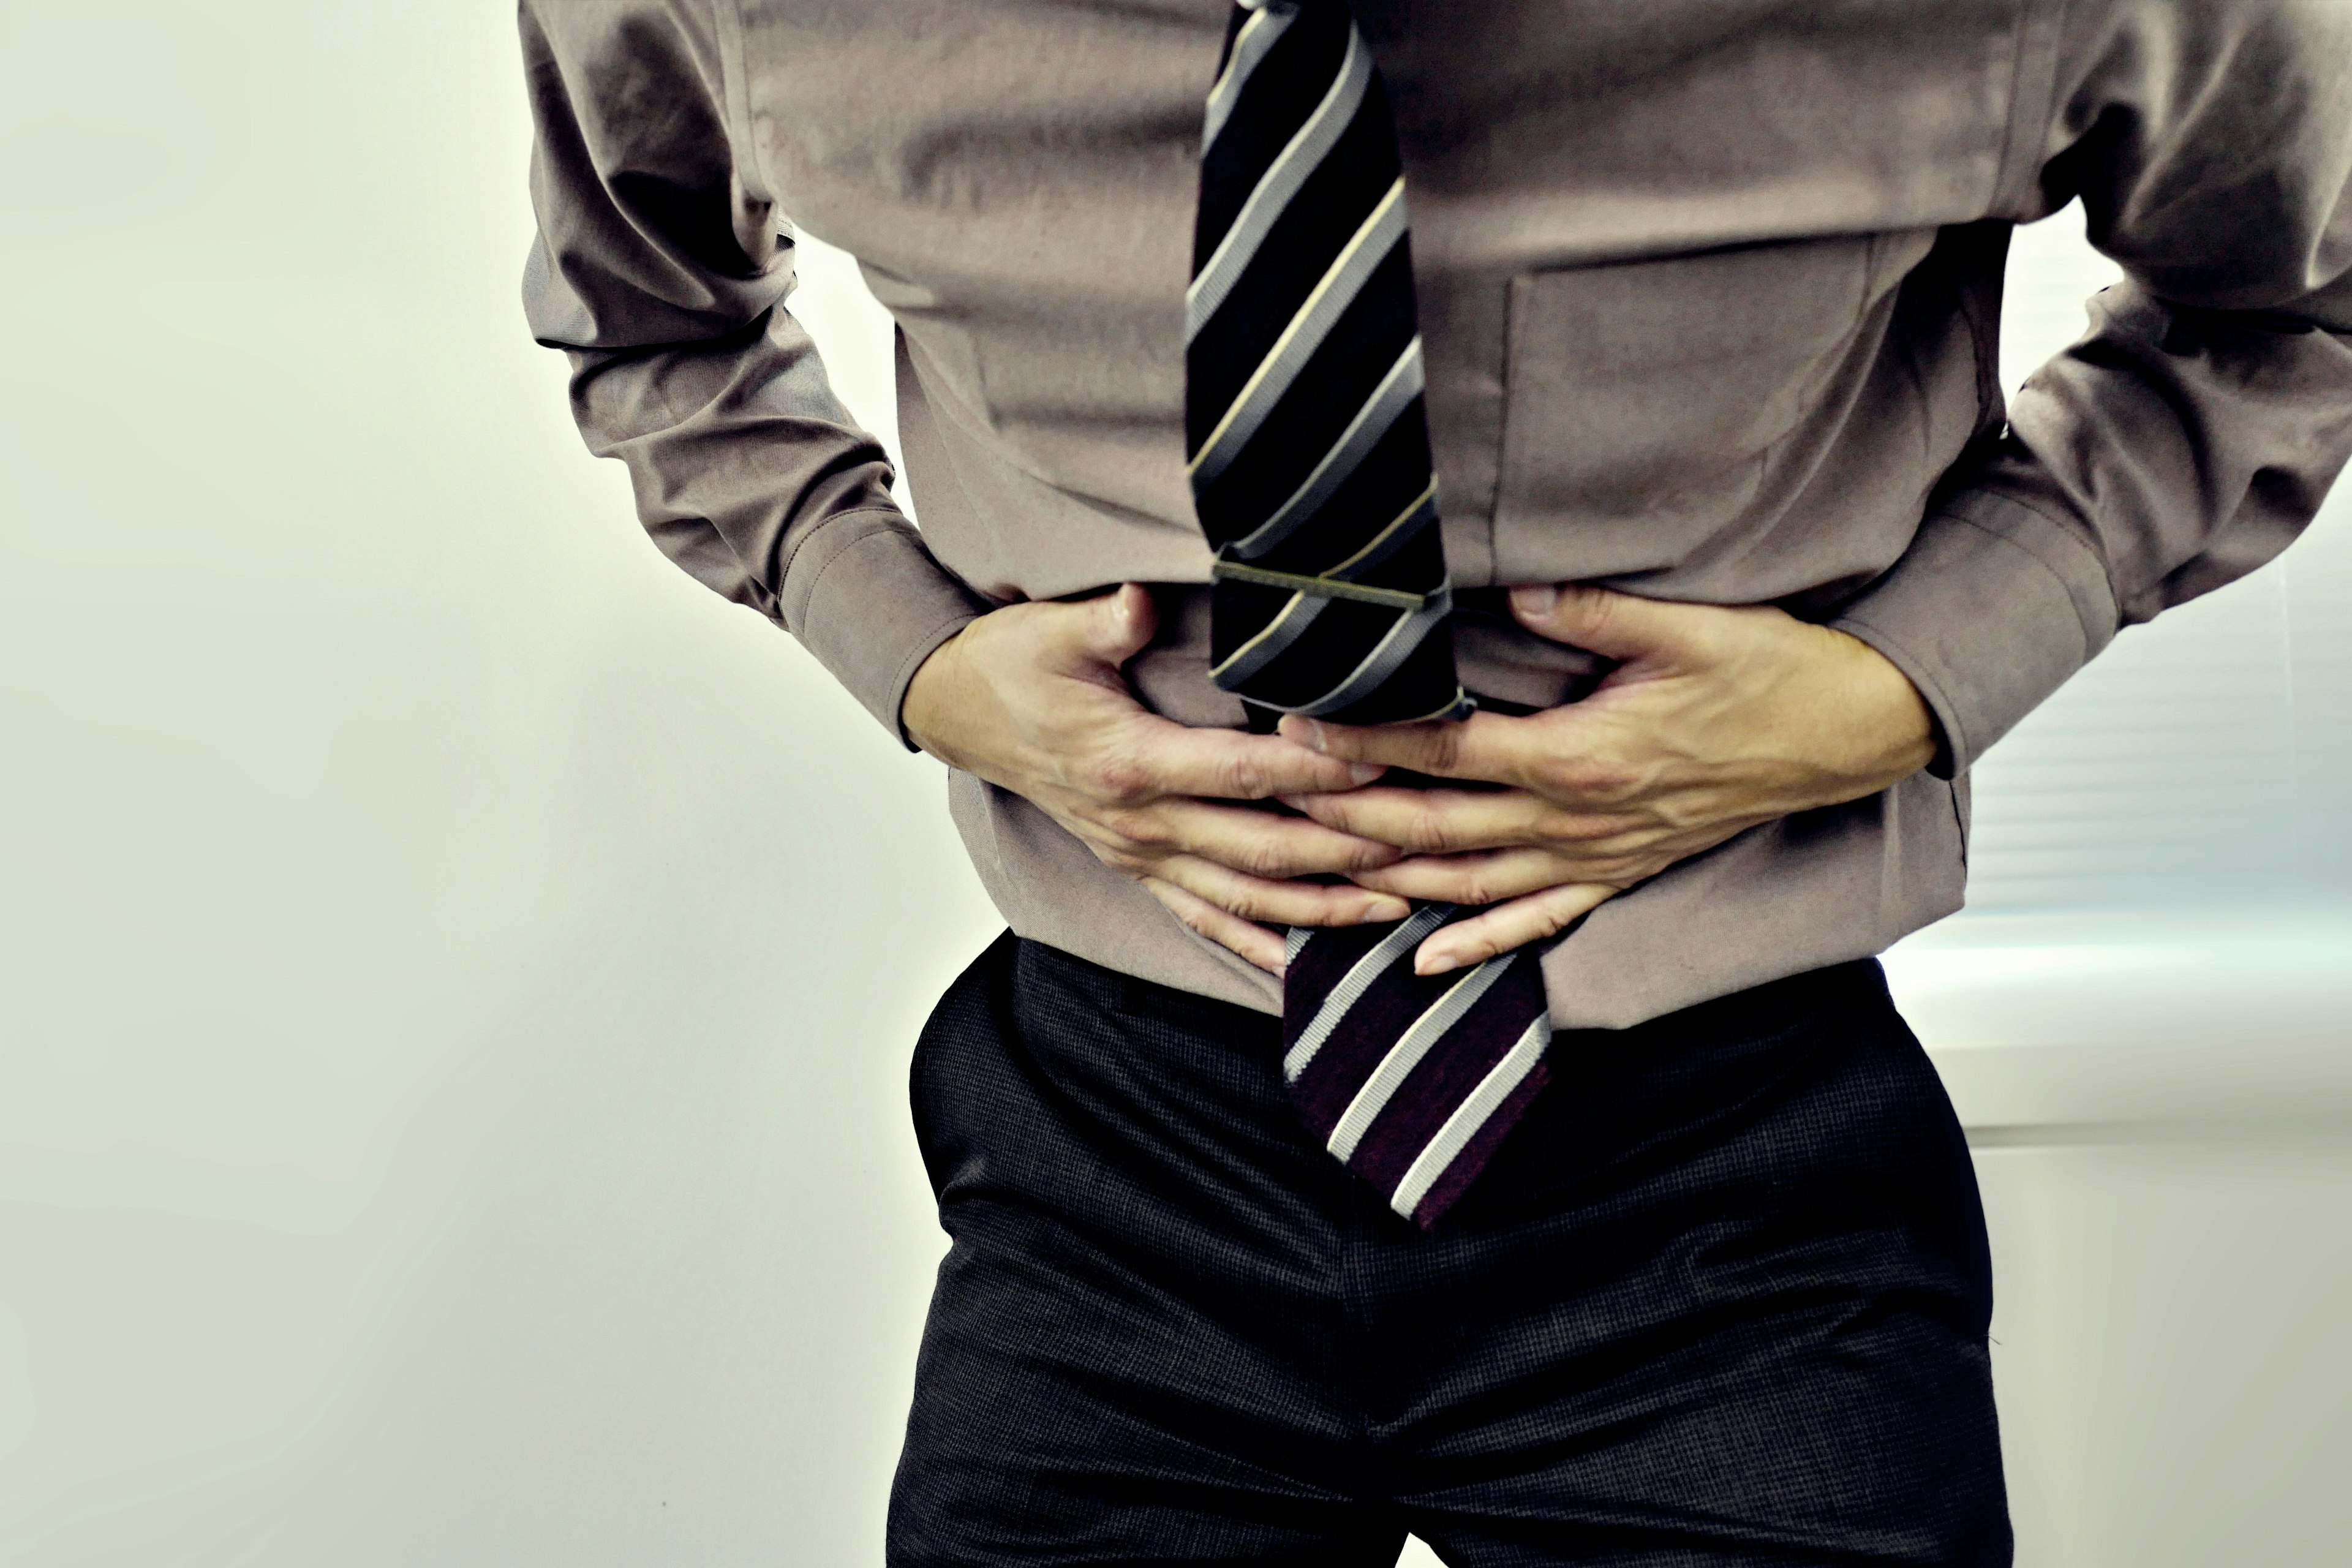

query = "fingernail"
[1276, 792, 1306, 810]
[1417, 950, 1461, 976]
[1295, 718, 1328, 753]
[1510, 584, 1558, 616]
[1368, 897, 1412, 922]
[1346, 764, 1382, 785]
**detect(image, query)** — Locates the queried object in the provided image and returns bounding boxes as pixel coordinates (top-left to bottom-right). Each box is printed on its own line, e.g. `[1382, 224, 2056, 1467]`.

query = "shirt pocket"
[1494, 235, 1884, 556]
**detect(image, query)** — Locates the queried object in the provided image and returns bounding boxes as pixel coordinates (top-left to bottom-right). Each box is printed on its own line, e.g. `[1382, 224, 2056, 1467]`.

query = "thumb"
[1057, 581, 1158, 669]
[1507, 582, 1703, 665]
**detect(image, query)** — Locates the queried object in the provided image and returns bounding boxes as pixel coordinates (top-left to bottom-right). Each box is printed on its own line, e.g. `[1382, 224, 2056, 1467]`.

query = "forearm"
[520, 0, 989, 739]
[1833, 280, 2352, 776]
[1833, 0, 2352, 776]
[562, 309, 991, 737]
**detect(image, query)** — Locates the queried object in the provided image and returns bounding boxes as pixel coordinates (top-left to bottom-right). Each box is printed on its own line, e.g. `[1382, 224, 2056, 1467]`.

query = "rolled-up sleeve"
[519, 0, 988, 740]
[1833, 0, 2352, 777]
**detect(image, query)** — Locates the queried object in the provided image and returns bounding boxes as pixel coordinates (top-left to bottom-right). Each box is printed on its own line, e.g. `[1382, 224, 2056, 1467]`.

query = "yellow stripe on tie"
[1321, 477, 1436, 578]
[1186, 178, 1406, 478]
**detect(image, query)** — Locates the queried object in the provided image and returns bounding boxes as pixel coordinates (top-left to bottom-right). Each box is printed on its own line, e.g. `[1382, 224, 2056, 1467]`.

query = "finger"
[1042, 582, 1158, 674]
[1278, 785, 1559, 855]
[1128, 718, 1389, 801]
[1146, 798, 1404, 877]
[1415, 882, 1621, 976]
[1140, 877, 1287, 974]
[1345, 846, 1585, 905]
[1278, 710, 1538, 788]
[1152, 853, 1411, 929]
[1506, 582, 1714, 665]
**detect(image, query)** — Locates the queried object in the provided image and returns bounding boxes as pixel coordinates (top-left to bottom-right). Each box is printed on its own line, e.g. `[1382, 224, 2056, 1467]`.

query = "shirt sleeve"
[518, 0, 989, 742]
[1831, 0, 2352, 777]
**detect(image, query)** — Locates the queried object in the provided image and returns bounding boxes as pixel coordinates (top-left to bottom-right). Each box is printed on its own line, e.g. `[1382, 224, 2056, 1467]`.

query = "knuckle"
[1528, 901, 1577, 940]
[1649, 800, 1700, 833]
[1218, 756, 1272, 799]
[1455, 929, 1505, 965]
[1091, 805, 1168, 849]
[1089, 752, 1155, 804]
[1550, 812, 1636, 847]
[1556, 753, 1638, 801]
[1221, 887, 1274, 922]
[1546, 756, 1594, 794]
[1300, 798, 1352, 832]
[1404, 805, 1457, 853]
[1224, 840, 1283, 879]
[1653, 793, 1729, 834]
[1453, 872, 1499, 907]
[1249, 840, 1305, 880]
[1581, 594, 1621, 643]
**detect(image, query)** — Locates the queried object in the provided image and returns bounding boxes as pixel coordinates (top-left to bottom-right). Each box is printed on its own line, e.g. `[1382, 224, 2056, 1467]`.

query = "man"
[519, 1, 2352, 1561]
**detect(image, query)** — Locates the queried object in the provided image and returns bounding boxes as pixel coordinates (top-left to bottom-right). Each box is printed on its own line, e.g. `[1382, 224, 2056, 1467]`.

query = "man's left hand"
[1278, 584, 1937, 978]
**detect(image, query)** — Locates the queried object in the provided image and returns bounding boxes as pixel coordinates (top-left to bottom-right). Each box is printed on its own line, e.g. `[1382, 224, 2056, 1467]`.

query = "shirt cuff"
[777, 507, 993, 747]
[1830, 489, 2119, 777]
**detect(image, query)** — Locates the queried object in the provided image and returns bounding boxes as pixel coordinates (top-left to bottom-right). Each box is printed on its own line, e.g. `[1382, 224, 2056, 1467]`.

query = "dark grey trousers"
[889, 933, 2008, 1566]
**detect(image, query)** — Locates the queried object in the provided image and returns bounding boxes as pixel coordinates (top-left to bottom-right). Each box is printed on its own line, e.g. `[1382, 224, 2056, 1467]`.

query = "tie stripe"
[1200, 2, 1299, 152]
[1283, 902, 1454, 1080]
[1388, 1016, 1552, 1219]
[1284, 587, 1453, 717]
[1189, 0, 1555, 1229]
[1187, 178, 1406, 479]
[1187, 0, 1461, 728]
[1324, 953, 1517, 1160]
[1208, 589, 1327, 685]
[1324, 478, 1437, 578]
[1221, 335, 1423, 553]
[1188, 20, 1371, 338]
[1278, 906, 1558, 1228]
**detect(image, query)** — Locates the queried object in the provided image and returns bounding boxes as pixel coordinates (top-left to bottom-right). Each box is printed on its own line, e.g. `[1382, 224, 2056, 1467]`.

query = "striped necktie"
[1186, 0, 1554, 1229]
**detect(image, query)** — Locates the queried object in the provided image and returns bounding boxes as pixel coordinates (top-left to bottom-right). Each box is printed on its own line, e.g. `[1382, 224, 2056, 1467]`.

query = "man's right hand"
[901, 582, 1412, 974]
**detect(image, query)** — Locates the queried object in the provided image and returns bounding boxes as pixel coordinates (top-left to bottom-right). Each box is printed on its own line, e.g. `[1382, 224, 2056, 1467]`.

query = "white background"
[2, 2, 2347, 1564]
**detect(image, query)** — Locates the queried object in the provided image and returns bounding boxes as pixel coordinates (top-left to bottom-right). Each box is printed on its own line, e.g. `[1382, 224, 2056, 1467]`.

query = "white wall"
[2, 6, 991, 1561]
[1, 5, 2346, 1565]
[1878, 212, 2352, 1568]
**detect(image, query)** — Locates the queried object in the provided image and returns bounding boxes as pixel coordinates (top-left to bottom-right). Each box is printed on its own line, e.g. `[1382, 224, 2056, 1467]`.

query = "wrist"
[901, 627, 971, 764]
[1822, 624, 1937, 782]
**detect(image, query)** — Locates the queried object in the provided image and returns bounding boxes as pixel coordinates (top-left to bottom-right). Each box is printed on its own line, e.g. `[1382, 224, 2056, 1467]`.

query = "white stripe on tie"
[1227, 337, 1423, 556]
[1325, 954, 1514, 1161]
[1203, 4, 1300, 154]
[1385, 1012, 1551, 1219]
[1186, 179, 1406, 489]
[1282, 903, 1454, 1082]
[1185, 24, 1372, 341]
[1284, 589, 1450, 717]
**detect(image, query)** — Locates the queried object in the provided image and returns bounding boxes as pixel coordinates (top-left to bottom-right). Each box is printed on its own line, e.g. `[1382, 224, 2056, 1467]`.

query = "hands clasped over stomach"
[902, 581, 1934, 982]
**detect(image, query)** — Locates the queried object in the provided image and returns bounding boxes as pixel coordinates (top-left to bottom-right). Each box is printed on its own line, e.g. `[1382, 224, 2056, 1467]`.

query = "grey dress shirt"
[519, 0, 2352, 1029]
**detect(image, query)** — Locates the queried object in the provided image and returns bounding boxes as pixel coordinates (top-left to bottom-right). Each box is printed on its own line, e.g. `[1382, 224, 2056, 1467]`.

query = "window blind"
[1969, 206, 2352, 914]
